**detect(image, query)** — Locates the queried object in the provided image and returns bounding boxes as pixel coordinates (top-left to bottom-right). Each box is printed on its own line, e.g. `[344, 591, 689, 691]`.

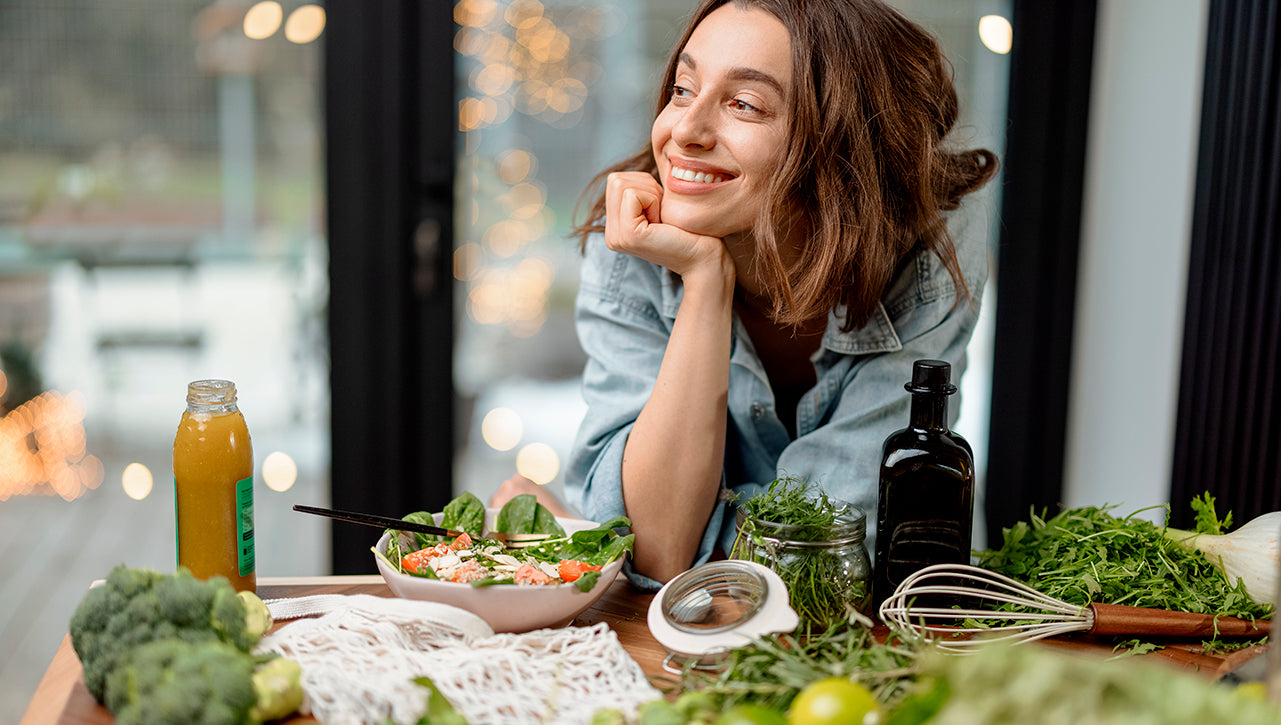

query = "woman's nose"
[670, 97, 717, 149]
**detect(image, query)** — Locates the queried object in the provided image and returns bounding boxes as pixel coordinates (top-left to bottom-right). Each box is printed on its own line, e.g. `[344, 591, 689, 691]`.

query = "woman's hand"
[604, 172, 729, 280]
[489, 474, 572, 518]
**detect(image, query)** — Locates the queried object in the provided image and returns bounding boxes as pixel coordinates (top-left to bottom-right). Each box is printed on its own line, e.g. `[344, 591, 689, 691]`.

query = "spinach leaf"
[441, 491, 485, 536]
[496, 494, 566, 536]
[400, 510, 443, 550]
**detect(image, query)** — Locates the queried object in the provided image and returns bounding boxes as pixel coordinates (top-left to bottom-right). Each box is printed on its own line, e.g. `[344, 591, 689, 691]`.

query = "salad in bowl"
[373, 492, 634, 632]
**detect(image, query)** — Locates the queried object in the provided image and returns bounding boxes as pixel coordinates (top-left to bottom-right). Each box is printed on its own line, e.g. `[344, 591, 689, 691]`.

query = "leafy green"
[902, 640, 1281, 724]
[730, 477, 870, 630]
[665, 612, 921, 714]
[736, 476, 841, 542]
[396, 511, 440, 551]
[382, 496, 632, 590]
[442, 492, 486, 537]
[974, 503, 1269, 622]
[1191, 491, 1232, 535]
[496, 494, 566, 536]
[390, 677, 468, 725]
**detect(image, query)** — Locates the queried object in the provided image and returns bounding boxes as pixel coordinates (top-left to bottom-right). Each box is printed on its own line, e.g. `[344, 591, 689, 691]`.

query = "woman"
[494, 0, 997, 587]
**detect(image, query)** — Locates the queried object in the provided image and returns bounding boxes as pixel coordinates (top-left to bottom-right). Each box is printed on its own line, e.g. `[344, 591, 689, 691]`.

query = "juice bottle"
[173, 379, 255, 592]
[872, 359, 973, 608]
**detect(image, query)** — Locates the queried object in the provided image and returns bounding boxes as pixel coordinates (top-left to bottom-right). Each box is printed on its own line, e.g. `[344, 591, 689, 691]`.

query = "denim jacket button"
[750, 403, 766, 419]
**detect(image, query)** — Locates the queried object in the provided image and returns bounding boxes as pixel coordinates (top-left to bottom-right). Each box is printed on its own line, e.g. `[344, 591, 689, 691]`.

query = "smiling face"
[651, 3, 793, 240]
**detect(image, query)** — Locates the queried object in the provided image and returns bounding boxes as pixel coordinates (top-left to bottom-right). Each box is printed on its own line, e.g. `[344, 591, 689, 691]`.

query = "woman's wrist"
[679, 243, 737, 302]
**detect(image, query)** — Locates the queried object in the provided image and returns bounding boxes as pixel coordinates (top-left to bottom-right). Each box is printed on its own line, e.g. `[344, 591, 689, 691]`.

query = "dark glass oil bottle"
[872, 359, 974, 607]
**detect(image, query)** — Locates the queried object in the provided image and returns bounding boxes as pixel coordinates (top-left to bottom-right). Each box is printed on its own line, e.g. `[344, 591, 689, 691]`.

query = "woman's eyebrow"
[678, 52, 786, 96]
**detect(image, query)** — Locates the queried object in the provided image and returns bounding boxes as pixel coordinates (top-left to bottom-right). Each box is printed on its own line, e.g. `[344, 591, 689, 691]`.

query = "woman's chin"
[657, 206, 746, 240]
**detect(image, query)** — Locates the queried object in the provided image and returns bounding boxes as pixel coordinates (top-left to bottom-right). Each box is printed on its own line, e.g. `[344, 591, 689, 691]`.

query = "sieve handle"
[1088, 603, 1270, 638]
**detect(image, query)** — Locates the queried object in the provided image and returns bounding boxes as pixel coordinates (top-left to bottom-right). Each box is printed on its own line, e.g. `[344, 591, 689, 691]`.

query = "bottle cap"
[905, 359, 956, 395]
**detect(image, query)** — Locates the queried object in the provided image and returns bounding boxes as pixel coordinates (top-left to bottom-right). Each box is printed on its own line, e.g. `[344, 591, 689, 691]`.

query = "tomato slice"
[557, 559, 603, 583]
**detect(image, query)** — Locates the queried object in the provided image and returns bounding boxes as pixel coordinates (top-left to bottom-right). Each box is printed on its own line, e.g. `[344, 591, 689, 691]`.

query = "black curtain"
[984, 0, 1098, 546]
[325, 1, 456, 573]
[1170, 0, 1281, 525]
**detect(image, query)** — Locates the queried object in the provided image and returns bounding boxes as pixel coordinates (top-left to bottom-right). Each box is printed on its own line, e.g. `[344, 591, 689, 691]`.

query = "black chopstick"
[292, 504, 460, 537]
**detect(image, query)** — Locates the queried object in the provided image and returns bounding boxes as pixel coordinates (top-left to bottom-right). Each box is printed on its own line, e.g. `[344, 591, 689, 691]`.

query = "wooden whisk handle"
[1088, 603, 1270, 638]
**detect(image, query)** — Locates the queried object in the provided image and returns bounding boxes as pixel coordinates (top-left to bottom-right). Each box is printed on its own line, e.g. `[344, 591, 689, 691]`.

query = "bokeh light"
[284, 5, 326, 44]
[455, 0, 502, 28]
[454, 242, 484, 281]
[496, 150, 535, 184]
[262, 451, 298, 492]
[481, 407, 523, 451]
[515, 443, 559, 485]
[0, 389, 98, 501]
[122, 462, 154, 501]
[979, 15, 1013, 55]
[244, 1, 283, 40]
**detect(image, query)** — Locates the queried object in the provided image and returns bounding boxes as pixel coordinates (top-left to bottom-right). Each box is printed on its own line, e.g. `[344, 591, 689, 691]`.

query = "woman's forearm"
[621, 260, 736, 582]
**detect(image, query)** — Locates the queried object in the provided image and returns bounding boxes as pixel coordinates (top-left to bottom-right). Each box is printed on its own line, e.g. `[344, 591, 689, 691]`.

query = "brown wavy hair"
[573, 0, 998, 331]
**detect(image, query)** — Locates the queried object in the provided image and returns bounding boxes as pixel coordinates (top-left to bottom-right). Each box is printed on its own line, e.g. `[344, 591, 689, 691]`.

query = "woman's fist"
[603, 171, 728, 278]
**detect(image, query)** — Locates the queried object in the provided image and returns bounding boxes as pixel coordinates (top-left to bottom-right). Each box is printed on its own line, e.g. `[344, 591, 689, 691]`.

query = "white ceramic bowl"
[374, 509, 625, 633]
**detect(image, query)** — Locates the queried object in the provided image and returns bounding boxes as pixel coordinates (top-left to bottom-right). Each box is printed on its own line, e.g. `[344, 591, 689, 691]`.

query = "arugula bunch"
[974, 502, 1269, 621]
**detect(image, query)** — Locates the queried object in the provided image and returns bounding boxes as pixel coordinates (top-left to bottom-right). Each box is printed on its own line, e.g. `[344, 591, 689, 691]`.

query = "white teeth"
[673, 166, 726, 184]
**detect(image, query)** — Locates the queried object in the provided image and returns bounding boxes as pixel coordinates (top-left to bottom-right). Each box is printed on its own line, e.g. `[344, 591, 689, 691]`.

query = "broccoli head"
[69, 565, 272, 702]
[104, 638, 258, 725]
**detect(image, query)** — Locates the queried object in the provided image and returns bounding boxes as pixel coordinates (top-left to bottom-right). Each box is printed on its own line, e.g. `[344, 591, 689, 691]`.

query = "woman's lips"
[665, 162, 735, 193]
[671, 166, 729, 184]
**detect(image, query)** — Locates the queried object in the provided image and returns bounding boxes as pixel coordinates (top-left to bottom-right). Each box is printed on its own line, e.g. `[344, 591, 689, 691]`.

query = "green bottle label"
[237, 476, 255, 576]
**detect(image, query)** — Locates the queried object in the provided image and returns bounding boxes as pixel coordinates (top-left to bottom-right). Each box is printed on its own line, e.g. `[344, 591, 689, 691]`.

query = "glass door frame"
[324, 0, 456, 573]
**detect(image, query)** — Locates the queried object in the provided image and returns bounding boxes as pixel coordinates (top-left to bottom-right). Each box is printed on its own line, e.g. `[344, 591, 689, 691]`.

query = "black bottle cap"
[905, 359, 957, 395]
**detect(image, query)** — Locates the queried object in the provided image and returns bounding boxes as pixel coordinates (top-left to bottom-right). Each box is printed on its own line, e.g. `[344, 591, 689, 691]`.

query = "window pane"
[0, 2, 329, 716]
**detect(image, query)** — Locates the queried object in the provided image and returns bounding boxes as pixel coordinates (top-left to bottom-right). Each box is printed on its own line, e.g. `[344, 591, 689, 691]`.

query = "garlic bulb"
[1164, 511, 1281, 606]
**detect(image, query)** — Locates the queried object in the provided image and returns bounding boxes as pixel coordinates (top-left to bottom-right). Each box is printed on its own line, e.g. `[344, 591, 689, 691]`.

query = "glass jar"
[730, 504, 871, 630]
[173, 379, 255, 592]
[647, 560, 798, 673]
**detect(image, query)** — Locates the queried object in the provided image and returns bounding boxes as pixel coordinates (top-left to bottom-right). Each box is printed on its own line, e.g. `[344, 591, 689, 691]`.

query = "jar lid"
[647, 560, 797, 663]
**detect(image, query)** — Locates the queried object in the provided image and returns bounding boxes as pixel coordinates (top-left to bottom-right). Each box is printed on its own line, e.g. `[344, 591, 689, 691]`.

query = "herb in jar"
[731, 477, 871, 631]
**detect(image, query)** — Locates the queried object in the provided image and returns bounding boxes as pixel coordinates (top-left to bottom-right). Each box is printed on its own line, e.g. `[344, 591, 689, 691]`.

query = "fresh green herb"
[737, 476, 842, 542]
[664, 611, 921, 714]
[731, 477, 870, 630]
[1108, 639, 1163, 659]
[1191, 491, 1232, 535]
[901, 640, 1281, 725]
[974, 502, 1270, 623]
[1199, 636, 1267, 656]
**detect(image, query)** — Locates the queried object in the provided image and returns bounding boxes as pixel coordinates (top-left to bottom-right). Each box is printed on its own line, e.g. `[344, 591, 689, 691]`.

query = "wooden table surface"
[20, 575, 668, 725]
[21, 575, 1268, 724]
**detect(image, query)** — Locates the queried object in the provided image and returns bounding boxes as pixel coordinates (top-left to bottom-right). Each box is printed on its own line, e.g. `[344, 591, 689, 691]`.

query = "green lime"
[788, 677, 880, 725]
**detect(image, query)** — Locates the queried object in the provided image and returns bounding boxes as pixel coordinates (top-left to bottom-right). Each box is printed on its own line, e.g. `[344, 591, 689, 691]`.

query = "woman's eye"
[670, 85, 692, 98]
[731, 99, 760, 113]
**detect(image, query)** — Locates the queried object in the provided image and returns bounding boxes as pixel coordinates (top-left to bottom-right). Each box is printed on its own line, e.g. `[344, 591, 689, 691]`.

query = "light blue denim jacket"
[565, 231, 985, 590]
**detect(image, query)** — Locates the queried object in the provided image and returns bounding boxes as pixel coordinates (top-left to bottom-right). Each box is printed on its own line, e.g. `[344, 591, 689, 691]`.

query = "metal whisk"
[878, 563, 1270, 652]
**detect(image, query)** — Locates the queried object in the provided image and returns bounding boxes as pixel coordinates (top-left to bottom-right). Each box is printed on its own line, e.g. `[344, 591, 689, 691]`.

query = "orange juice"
[173, 379, 255, 592]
